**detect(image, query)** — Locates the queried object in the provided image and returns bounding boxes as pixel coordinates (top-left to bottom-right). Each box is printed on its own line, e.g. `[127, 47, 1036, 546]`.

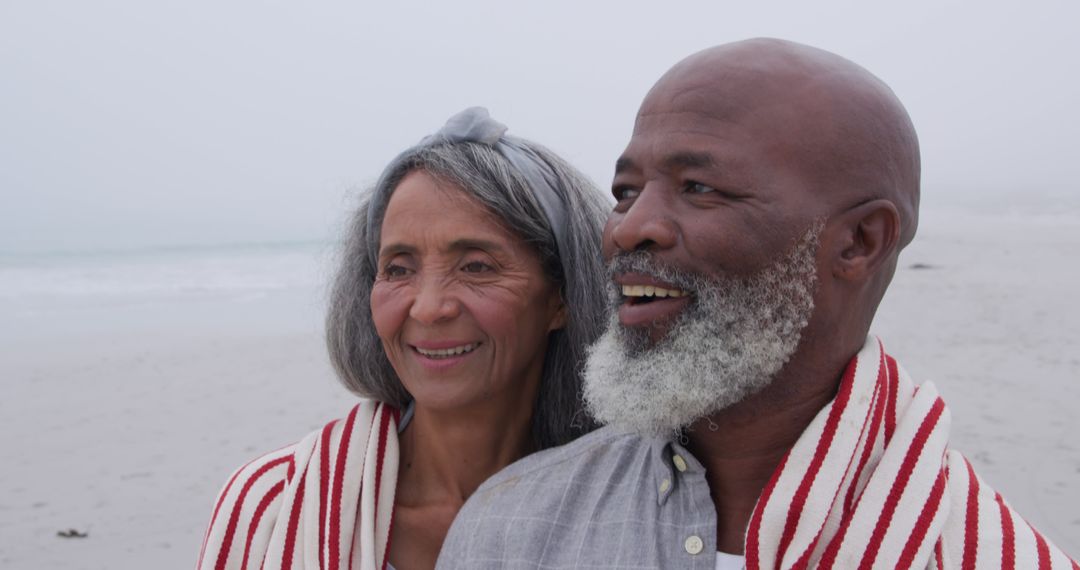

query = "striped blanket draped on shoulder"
[744, 337, 1077, 569]
[198, 401, 401, 570]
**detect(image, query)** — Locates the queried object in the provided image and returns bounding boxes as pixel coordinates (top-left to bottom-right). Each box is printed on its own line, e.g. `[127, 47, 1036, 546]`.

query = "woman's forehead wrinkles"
[380, 229, 516, 256]
[442, 238, 512, 256]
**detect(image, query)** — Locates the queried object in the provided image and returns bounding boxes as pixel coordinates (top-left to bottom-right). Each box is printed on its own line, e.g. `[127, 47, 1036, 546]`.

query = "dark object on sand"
[57, 528, 88, 538]
[909, 262, 937, 270]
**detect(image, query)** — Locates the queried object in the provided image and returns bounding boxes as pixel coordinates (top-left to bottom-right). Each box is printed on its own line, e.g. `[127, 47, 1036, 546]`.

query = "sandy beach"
[2, 205, 1078, 568]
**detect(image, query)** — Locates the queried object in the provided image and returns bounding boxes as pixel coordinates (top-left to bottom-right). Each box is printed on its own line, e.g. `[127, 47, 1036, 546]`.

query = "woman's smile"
[410, 341, 482, 371]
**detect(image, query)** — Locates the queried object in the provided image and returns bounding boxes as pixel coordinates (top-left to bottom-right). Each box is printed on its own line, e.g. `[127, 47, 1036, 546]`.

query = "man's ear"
[830, 199, 901, 282]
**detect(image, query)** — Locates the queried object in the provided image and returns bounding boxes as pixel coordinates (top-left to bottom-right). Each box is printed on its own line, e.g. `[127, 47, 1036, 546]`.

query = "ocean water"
[0, 242, 332, 297]
[0, 242, 338, 344]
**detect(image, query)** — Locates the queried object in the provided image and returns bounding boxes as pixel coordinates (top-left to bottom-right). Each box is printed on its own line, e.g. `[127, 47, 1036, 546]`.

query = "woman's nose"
[408, 277, 461, 324]
[608, 187, 679, 253]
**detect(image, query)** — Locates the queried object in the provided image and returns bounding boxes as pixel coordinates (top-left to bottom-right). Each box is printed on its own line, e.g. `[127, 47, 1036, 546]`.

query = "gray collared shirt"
[436, 426, 725, 569]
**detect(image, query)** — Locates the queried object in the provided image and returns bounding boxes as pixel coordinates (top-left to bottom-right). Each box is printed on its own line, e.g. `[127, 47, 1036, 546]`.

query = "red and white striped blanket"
[745, 337, 1076, 569]
[197, 401, 401, 570]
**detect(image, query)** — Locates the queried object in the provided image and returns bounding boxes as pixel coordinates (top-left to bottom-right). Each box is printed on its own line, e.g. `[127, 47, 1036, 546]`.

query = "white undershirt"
[716, 551, 746, 570]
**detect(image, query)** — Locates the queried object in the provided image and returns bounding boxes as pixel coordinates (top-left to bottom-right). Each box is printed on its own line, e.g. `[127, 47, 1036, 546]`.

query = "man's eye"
[685, 182, 716, 194]
[462, 261, 494, 274]
[613, 186, 641, 201]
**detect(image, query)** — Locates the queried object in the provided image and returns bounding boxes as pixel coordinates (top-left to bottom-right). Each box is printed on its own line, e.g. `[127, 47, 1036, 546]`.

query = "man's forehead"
[614, 149, 716, 175]
[637, 83, 756, 129]
[616, 111, 758, 174]
[638, 49, 814, 119]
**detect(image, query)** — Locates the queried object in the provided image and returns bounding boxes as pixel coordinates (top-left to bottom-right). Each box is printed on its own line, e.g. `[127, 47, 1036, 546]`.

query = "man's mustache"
[606, 251, 704, 293]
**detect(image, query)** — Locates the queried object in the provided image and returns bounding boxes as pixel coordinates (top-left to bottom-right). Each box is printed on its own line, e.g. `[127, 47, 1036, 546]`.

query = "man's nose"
[408, 277, 461, 324]
[609, 187, 678, 253]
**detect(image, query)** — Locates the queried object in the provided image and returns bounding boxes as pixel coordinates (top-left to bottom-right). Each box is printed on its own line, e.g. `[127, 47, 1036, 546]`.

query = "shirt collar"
[649, 436, 706, 505]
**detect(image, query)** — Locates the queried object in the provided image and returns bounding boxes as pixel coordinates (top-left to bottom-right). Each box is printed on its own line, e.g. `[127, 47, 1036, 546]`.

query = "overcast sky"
[2, 1, 1078, 253]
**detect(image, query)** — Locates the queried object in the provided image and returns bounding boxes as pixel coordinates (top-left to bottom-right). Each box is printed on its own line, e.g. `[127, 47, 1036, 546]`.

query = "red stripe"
[896, 467, 947, 568]
[844, 352, 889, 514]
[856, 397, 946, 570]
[280, 469, 308, 570]
[318, 420, 337, 570]
[382, 504, 397, 570]
[790, 376, 884, 570]
[1027, 518, 1052, 570]
[820, 457, 946, 570]
[350, 405, 387, 570]
[328, 405, 360, 570]
[378, 406, 402, 570]
[373, 406, 393, 526]
[995, 492, 1015, 570]
[199, 448, 291, 566]
[935, 464, 950, 570]
[776, 356, 859, 563]
[818, 516, 849, 569]
[745, 451, 791, 570]
[199, 459, 253, 566]
[817, 351, 890, 570]
[214, 456, 291, 570]
[369, 403, 395, 565]
[790, 543, 815, 569]
[240, 480, 286, 570]
[884, 355, 899, 444]
[962, 459, 981, 570]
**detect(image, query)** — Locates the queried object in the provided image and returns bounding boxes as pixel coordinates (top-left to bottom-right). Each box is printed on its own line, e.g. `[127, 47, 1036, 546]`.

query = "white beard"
[583, 226, 821, 437]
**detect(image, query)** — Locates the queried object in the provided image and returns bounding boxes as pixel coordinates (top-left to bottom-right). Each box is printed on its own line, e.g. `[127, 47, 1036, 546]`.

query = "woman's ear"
[831, 199, 901, 283]
[548, 293, 568, 332]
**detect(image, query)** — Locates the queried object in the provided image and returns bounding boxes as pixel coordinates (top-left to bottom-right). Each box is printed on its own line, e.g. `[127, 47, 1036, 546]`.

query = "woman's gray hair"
[326, 116, 611, 449]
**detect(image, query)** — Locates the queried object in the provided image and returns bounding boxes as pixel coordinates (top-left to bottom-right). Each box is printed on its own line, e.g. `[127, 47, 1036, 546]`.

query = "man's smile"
[615, 273, 694, 328]
[620, 284, 689, 299]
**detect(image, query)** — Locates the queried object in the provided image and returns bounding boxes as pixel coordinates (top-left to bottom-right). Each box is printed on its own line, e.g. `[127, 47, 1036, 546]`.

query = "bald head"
[640, 38, 921, 247]
[604, 38, 923, 370]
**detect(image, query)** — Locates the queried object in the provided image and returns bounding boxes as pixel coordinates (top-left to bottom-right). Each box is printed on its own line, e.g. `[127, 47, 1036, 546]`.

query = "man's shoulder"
[450, 425, 659, 532]
[472, 425, 645, 497]
[437, 427, 683, 568]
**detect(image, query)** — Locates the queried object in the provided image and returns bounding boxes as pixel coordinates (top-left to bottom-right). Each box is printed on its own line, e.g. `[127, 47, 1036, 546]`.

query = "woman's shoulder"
[197, 442, 299, 569]
[198, 400, 401, 569]
[216, 442, 300, 502]
[215, 399, 402, 491]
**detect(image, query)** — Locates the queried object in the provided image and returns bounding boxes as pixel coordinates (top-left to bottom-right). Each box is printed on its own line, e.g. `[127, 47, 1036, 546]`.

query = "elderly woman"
[198, 108, 610, 570]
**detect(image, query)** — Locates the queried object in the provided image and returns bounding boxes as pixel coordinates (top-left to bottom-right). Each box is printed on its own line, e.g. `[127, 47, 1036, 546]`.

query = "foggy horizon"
[3, 1, 1078, 254]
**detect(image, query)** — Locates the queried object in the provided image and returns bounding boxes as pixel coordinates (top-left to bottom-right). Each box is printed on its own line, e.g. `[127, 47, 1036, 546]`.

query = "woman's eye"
[685, 181, 716, 195]
[461, 261, 494, 274]
[382, 263, 410, 279]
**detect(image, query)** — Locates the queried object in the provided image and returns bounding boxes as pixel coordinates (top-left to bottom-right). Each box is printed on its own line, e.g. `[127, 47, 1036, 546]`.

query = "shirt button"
[673, 455, 688, 472]
[659, 478, 671, 494]
[684, 534, 704, 555]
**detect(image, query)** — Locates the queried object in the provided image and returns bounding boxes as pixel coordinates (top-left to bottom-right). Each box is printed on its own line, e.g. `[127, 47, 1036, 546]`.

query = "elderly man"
[437, 39, 1076, 569]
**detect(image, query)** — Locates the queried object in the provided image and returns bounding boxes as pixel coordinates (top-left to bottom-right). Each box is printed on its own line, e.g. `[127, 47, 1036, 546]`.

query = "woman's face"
[370, 170, 566, 414]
